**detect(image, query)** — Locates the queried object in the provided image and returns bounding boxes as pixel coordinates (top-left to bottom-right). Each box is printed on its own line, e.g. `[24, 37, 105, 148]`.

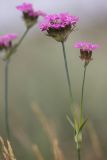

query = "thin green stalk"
[4, 59, 10, 139]
[4, 28, 30, 140]
[80, 63, 87, 121]
[16, 28, 30, 48]
[77, 148, 81, 160]
[61, 41, 73, 102]
[6, 28, 30, 60]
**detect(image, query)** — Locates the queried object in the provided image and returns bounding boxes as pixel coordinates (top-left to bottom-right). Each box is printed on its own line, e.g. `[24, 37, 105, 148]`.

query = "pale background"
[0, 0, 107, 159]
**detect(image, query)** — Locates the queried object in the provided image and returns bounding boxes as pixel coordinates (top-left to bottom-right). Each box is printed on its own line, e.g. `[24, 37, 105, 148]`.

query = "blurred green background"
[0, 0, 107, 159]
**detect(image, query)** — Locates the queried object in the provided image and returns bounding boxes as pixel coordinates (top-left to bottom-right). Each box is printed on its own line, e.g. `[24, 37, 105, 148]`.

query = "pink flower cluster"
[16, 3, 33, 12]
[40, 13, 79, 31]
[74, 42, 99, 52]
[16, 3, 46, 18]
[74, 42, 99, 63]
[0, 34, 17, 48]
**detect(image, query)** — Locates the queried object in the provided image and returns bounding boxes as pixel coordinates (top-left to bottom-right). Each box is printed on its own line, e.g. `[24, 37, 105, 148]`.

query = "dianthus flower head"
[16, 3, 46, 29]
[40, 13, 79, 42]
[0, 34, 17, 60]
[74, 42, 99, 64]
[0, 34, 17, 49]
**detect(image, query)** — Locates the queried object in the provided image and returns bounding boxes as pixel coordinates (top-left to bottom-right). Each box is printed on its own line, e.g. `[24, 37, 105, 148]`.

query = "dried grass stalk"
[0, 137, 16, 160]
[87, 121, 103, 160]
[32, 104, 65, 160]
[32, 145, 45, 160]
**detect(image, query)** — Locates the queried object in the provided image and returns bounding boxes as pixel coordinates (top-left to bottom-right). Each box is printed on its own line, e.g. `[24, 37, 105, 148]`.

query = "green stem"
[4, 59, 10, 139]
[80, 63, 87, 121]
[4, 28, 30, 140]
[16, 28, 30, 48]
[61, 41, 73, 103]
[6, 28, 30, 60]
[77, 148, 81, 160]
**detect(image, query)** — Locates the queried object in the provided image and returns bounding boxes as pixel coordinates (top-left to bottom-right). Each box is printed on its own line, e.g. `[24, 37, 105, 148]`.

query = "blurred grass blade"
[66, 115, 74, 128]
[32, 103, 65, 160]
[0, 137, 16, 160]
[79, 118, 88, 133]
[32, 145, 45, 160]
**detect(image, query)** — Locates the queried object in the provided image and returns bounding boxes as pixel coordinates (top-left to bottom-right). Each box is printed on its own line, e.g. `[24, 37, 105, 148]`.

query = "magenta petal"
[39, 13, 79, 31]
[74, 42, 99, 52]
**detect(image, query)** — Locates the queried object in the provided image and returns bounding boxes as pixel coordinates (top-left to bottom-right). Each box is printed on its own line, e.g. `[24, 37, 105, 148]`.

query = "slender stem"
[4, 59, 10, 139]
[80, 63, 87, 120]
[16, 28, 30, 48]
[77, 148, 81, 160]
[4, 28, 30, 140]
[61, 41, 73, 103]
[6, 28, 30, 60]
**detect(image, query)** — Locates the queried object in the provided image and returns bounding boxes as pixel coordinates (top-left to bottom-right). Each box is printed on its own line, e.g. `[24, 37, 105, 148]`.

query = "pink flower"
[16, 3, 46, 28]
[74, 42, 99, 51]
[34, 10, 46, 17]
[74, 42, 99, 64]
[40, 13, 79, 31]
[16, 3, 46, 17]
[40, 13, 79, 42]
[0, 34, 17, 48]
[16, 3, 33, 12]
[28, 10, 46, 18]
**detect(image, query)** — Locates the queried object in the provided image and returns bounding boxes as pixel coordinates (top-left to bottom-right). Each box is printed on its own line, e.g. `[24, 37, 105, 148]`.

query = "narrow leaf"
[79, 118, 88, 133]
[66, 115, 74, 128]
